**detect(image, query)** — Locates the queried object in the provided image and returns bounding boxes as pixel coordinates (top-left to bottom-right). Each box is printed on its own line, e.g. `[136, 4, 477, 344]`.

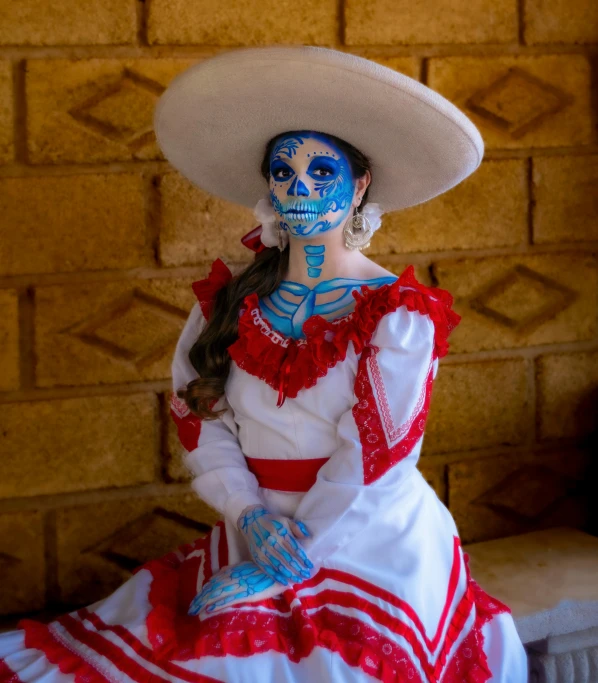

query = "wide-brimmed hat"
[153, 46, 484, 213]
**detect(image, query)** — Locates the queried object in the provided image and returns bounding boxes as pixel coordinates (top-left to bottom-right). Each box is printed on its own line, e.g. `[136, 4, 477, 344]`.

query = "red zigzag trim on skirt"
[138, 524, 509, 683]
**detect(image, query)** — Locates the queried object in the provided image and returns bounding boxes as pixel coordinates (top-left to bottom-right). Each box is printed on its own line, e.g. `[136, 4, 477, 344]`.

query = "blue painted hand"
[188, 561, 276, 617]
[237, 504, 314, 586]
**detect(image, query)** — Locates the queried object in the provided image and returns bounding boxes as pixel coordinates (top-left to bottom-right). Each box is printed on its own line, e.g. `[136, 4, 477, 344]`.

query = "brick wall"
[0, 0, 596, 623]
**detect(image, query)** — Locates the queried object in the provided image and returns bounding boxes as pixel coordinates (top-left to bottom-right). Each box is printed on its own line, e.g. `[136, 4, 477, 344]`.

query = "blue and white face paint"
[268, 131, 356, 239]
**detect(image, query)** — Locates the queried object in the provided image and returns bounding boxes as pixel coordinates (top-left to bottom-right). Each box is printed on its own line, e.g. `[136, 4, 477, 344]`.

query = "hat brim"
[153, 46, 484, 213]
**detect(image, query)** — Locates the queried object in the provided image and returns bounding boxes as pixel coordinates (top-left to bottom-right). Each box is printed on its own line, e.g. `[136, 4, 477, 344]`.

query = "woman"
[0, 47, 528, 682]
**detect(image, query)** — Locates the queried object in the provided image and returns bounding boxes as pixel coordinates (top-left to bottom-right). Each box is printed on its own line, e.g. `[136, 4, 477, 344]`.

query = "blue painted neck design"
[304, 244, 325, 278]
[260, 276, 398, 339]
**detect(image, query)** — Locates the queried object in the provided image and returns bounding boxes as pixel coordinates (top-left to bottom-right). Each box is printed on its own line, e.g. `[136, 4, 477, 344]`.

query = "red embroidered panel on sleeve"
[353, 346, 435, 485]
[170, 392, 202, 452]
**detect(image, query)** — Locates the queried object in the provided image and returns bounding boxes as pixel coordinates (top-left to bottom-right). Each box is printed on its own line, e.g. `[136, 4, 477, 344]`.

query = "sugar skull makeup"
[268, 131, 357, 239]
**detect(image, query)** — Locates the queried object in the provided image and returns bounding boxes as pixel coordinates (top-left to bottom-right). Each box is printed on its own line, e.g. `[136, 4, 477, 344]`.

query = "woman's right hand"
[237, 504, 314, 586]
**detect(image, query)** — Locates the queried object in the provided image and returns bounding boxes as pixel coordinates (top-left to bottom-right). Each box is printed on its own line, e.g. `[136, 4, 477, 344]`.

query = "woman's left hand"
[188, 561, 286, 617]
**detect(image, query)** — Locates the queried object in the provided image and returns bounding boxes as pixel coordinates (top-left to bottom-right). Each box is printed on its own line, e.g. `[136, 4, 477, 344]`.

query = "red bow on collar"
[191, 258, 233, 321]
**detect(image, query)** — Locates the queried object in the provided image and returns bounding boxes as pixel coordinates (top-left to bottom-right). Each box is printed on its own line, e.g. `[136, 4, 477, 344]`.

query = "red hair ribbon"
[240, 225, 267, 254]
[191, 258, 233, 321]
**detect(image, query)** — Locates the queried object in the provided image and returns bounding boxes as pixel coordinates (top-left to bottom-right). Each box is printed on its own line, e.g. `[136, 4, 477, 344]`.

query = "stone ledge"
[466, 527, 598, 682]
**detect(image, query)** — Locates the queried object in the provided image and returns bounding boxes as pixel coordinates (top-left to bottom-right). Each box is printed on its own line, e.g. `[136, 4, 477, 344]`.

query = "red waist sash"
[244, 456, 329, 492]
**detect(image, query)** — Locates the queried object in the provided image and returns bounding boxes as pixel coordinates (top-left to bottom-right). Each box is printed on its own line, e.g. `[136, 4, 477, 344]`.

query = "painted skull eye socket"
[270, 159, 295, 181]
[307, 157, 341, 180]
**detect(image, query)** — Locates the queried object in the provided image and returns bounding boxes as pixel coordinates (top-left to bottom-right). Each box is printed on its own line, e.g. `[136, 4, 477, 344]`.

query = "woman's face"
[268, 131, 357, 239]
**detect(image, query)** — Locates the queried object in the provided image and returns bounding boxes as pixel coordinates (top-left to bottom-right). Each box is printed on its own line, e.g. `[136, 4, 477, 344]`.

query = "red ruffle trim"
[227, 265, 460, 401]
[145, 548, 206, 661]
[15, 618, 107, 683]
[141, 531, 509, 683]
[390, 265, 461, 360]
[439, 552, 512, 682]
[442, 578, 512, 683]
[0, 659, 24, 683]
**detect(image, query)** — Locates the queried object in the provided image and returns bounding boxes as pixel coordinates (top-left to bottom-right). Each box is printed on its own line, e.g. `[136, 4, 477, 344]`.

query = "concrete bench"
[466, 526, 598, 683]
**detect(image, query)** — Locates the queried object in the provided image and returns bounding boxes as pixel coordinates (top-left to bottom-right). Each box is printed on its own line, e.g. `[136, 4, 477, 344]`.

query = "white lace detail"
[368, 353, 434, 447]
[249, 306, 292, 347]
[170, 393, 190, 418]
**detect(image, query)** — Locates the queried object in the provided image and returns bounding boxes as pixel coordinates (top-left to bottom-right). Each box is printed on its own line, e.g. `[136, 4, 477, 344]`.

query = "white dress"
[0, 259, 528, 683]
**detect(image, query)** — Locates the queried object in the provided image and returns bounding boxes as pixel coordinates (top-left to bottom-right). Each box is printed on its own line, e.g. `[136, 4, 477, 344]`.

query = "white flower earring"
[253, 197, 289, 251]
[343, 202, 384, 251]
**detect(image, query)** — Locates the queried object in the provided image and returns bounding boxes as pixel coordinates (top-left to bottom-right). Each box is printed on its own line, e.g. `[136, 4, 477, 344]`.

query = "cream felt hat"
[153, 46, 484, 213]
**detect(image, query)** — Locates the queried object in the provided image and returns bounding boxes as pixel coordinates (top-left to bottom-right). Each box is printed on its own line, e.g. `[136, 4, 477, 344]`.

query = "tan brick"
[371, 159, 528, 255]
[147, 0, 339, 46]
[159, 172, 256, 265]
[537, 350, 598, 441]
[27, 59, 197, 164]
[345, 0, 517, 45]
[362, 56, 419, 79]
[0, 61, 13, 163]
[533, 155, 598, 245]
[35, 276, 206, 388]
[449, 450, 590, 543]
[428, 55, 594, 150]
[0, 0, 136, 46]
[0, 394, 158, 498]
[418, 462, 446, 502]
[0, 511, 45, 616]
[433, 253, 597, 353]
[0, 174, 150, 277]
[524, 0, 598, 45]
[424, 359, 529, 454]
[56, 493, 220, 605]
[0, 290, 19, 392]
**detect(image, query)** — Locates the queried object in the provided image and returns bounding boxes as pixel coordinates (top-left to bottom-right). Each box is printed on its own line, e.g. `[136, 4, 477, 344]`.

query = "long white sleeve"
[292, 304, 438, 567]
[170, 301, 265, 527]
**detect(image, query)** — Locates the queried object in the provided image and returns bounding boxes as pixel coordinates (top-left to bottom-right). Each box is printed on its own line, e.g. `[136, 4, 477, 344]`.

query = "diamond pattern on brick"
[68, 68, 165, 153]
[473, 464, 578, 522]
[0, 552, 21, 569]
[469, 265, 577, 334]
[62, 289, 188, 370]
[81, 507, 212, 572]
[465, 67, 574, 138]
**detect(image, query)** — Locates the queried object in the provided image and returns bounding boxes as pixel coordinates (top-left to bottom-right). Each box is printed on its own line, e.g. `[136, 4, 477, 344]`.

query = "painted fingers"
[188, 561, 275, 616]
[238, 505, 314, 586]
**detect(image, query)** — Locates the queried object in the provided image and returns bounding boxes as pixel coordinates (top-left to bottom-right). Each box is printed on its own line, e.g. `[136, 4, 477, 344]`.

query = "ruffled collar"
[191, 260, 460, 406]
[225, 266, 460, 406]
